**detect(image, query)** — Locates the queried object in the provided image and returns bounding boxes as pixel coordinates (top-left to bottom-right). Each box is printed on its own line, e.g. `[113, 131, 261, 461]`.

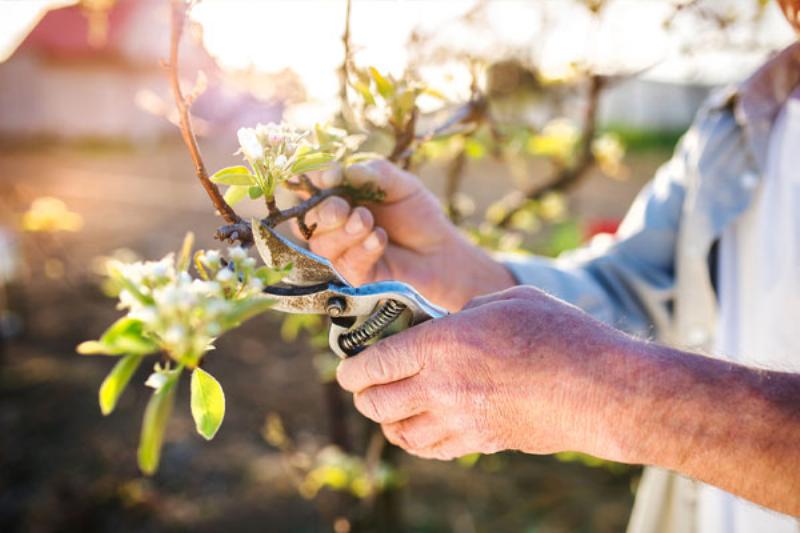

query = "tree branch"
[167, 0, 241, 226]
[337, 0, 354, 126]
[215, 185, 367, 244]
[497, 74, 605, 228]
[168, 0, 381, 247]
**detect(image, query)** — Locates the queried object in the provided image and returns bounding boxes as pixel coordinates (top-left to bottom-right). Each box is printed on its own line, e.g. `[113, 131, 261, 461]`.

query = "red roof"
[21, 1, 137, 60]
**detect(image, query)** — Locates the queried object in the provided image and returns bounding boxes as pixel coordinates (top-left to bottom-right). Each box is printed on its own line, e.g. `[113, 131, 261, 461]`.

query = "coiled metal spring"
[338, 299, 407, 355]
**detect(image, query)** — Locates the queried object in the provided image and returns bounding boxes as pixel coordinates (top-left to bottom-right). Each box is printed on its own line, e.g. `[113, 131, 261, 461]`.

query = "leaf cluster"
[78, 233, 283, 474]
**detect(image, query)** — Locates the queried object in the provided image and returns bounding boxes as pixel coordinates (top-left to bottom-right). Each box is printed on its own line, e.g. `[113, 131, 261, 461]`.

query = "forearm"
[593, 339, 800, 515]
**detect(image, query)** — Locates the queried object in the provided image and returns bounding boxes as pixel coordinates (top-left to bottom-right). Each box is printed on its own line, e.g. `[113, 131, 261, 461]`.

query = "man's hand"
[335, 285, 631, 460]
[336, 286, 800, 515]
[300, 159, 514, 311]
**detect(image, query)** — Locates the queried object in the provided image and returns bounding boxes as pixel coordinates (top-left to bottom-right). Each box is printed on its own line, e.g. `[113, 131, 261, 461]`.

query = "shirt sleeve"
[499, 131, 694, 339]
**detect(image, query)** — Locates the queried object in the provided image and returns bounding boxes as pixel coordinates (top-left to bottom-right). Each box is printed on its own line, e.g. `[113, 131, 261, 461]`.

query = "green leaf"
[220, 296, 275, 328]
[345, 151, 383, 165]
[98, 354, 142, 415]
[211, 166, 256, 186]
[77, 317, 159, 356]
[352, 81, 376, 106]
[420, 86, 447, 100]
[255, 264, 290, 286]
[369, 67, 394, 99]
[107, 266, 154, 306]
[248, 185, 263, 199]
[293, 144, 312, 159]
[138, 367, 181, 476]
[223, 185, 249, 206]
[190, 367, 225, 440]
[290, 152, 335, 175]
[393, 89, 417, 122]
[177, 232, 194, 272]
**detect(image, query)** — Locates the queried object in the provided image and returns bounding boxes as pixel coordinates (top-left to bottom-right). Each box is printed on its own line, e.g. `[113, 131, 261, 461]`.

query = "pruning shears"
[252, 219, 448, 359]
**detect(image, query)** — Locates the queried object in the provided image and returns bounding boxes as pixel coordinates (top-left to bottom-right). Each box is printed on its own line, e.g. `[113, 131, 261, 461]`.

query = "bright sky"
[0, 0, 76, 62]
[0, 0, 793, 124]
[192, 0, 795, 124]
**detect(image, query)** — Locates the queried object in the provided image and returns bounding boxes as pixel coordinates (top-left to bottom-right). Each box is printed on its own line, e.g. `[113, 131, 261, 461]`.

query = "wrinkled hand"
[336, 286, 633, 460]
[300, 159, 513, 311]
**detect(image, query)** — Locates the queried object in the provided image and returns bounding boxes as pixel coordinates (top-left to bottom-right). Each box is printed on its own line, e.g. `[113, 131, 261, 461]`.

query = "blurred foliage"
[21, 197, 84, 233]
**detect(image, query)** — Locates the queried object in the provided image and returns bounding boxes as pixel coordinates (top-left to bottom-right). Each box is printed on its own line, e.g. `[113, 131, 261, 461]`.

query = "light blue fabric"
[502, 79, 764, 341]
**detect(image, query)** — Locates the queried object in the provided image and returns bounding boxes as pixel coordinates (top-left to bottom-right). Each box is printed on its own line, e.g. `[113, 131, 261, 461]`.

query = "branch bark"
[168, 0, 242, 226]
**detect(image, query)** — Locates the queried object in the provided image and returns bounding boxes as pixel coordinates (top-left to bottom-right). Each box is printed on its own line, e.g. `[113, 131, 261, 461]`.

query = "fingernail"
[346, 162, 376, 183]
[320, 167, 340, 188]
[320, 201, 343, 226]
[363, 232, 381, 251]
[345, 211, 365, 235]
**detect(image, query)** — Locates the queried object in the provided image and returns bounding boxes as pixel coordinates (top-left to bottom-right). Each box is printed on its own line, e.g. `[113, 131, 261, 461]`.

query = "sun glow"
[192, 0, 794, 125]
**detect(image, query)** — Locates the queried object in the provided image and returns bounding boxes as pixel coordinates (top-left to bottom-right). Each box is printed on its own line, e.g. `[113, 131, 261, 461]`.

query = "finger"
[353, 377, 427, 424]
[306, 164, 343, 190]
[307, 207, 374, 260]
[337, 332, 425, 393]
[335, 227, 387, 285]
[344, 159, 421, 203]
[304, 196, 350, 234]
[382, 413, 447, 451]
[409, 436, 460, 461]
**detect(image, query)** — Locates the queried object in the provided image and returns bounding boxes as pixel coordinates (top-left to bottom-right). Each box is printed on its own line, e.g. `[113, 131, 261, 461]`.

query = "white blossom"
[216, 268, 234, 283]
[103, 241, 278, 367]
[228, 246, 247, 262]
[145, 371, 169, 391]
[237, 127, 263, 160]
[273, 154, 288, 169]
[129, 305, 158, 325]
[246, 276, 264, 292]
[163, 324, 187, 346]
[199, 250, 221, 269]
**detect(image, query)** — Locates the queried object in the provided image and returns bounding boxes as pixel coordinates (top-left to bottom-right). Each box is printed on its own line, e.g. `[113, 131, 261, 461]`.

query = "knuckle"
[365, 351, 391, 382]
[383, 423, 410, 449]
[508, 285, 542, 301]
[356, 388, 385, 422]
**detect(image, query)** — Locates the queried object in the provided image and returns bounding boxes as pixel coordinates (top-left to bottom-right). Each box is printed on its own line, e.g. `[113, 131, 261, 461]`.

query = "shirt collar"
[711, 41, 800, 171]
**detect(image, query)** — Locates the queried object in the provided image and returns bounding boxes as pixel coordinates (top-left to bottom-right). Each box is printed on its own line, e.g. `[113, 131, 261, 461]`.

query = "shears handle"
[327, 282, 447, 358]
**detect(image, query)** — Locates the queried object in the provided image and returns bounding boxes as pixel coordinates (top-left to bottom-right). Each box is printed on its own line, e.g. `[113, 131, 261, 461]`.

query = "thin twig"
[167, 0, 241, 226]
[497, 74, 605, 228]
[215, 185, 355, 243]
[445, 147, 467, 224]
[338, 0, 354, 125]
[168, 0, 378, 247]
[388, 108, 418, 169]
[416, 95, 487, 144]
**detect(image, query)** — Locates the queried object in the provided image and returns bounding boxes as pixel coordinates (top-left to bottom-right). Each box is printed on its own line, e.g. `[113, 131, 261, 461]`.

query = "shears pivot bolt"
[326, 296, 347, 317]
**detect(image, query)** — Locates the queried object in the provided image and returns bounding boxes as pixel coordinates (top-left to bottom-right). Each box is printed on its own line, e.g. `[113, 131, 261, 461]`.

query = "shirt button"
[741, 172, 758, 190]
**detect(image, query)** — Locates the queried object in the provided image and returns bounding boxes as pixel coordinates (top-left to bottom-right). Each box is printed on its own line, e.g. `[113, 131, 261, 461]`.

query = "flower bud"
[238, 127, 264, 161]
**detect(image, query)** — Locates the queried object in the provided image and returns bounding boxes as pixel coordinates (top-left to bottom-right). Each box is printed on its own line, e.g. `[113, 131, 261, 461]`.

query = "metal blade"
[252, 218, 349, 287]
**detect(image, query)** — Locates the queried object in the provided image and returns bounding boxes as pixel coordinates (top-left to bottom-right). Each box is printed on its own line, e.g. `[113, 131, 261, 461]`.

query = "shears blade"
[251, 218, 349, 287]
